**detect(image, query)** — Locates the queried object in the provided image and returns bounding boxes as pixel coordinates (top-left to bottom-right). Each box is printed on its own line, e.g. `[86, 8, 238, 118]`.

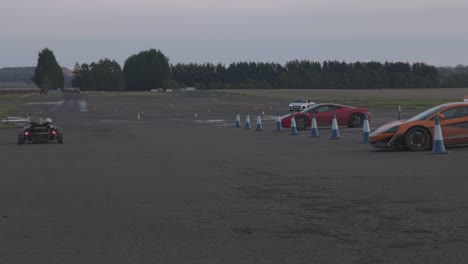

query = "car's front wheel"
[405, 127, 430, 151]
[295, 116, 309, 130]
[349, 113, 364, 128]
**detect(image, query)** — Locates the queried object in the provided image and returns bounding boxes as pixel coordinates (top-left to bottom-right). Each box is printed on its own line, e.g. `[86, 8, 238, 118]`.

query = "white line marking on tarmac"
[99, 119, 130, 123]
[194, 119, 226, 123]
[26, 101, 61, 105]
[1, 117, 29, 123]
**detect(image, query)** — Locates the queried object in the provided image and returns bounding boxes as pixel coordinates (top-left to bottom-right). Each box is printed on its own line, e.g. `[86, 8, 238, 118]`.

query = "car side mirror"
[432, 113, 444, 120]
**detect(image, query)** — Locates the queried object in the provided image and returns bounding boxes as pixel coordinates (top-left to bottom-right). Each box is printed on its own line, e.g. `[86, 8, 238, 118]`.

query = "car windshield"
[407, 104, 446, 121]
[293, 100, 306, 103]
[300, 104, 323, 113]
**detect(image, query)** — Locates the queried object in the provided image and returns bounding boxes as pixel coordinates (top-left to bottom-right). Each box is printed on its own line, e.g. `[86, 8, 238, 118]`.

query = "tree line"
[30, 48, 468, 93]
[171, 61, 443, 89]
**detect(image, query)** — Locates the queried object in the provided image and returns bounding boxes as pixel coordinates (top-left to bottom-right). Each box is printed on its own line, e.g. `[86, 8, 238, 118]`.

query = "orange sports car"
[370, 102, 468, 151]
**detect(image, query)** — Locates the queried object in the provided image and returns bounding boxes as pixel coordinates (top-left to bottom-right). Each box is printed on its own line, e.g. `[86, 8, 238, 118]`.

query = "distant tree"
[72, 59, 123, 91]
[71, 62, 82, 88]
[437, 65, 468, 88]
[123, 49, 170, 91]
[31, 48, 64, 93]
[90, 59, 124, 91]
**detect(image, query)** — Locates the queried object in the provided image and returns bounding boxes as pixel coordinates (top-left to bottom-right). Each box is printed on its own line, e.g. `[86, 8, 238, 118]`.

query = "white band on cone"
[434, 124, 443, 140]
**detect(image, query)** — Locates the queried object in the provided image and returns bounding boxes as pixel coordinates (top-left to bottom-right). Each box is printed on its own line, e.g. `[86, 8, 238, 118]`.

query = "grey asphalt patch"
[98, 119, 131, 123]
[1, 91, 467, 264]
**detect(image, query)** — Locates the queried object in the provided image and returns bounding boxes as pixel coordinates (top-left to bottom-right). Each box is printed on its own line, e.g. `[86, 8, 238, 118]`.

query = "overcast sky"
[1, 0, 467, 68]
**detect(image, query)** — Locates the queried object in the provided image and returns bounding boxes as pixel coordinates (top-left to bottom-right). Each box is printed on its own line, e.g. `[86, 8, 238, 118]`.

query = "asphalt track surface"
[1, 92, 468, 263]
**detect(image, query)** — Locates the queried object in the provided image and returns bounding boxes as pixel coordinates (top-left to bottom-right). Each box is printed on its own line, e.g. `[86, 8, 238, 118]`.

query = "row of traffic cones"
[235, 110, 447, 154]
[235, 112, 370, 141]
[235, 112, 264, 131]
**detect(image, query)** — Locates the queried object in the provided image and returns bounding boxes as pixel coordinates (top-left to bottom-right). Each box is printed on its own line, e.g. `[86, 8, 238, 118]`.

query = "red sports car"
[281, 103, 370, 130]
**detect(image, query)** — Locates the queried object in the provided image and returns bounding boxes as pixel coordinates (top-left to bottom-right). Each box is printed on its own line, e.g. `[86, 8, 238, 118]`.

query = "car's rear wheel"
[349, 113, 364, 128]
[57, 134, 63, 144]
[295, 116, 309, 130]
[18, 135, 25, 145]
[405, 127, 430, 151]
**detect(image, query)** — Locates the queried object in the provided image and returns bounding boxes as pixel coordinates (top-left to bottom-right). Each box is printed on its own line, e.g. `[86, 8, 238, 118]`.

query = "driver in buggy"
[45, 118, 53, 128]
[31, 117, 54, 130]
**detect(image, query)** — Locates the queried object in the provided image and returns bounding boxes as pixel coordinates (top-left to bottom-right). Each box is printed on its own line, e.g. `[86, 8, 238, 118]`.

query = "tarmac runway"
[1, 91, 467, 263]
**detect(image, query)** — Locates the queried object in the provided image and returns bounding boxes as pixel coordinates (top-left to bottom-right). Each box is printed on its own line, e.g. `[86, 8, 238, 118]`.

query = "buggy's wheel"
[57, 134, 63, 144]
[18, 135, 25, 145]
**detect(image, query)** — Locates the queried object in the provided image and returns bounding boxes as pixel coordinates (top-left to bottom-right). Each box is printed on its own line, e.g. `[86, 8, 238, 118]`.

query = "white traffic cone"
[362, 112, 370, 143]
[432, 115, 447, 154]
[245, 113, 251, 129]
[310, 113, 319, 137]
[256, 112, 263, 131]
[137, 112, 141, 120]
[329, 112, 340, 139]
[290, 112, 298, 135]
[27, 115, 30, 123]
[234, 112, 241, 127]
[194, 113, 198, 119]
[276, 112, 283, 132]
[398, 105, 402, 120]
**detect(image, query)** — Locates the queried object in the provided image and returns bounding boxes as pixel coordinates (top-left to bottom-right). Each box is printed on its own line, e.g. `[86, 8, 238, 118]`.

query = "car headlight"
[384, 126, 399, 133]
